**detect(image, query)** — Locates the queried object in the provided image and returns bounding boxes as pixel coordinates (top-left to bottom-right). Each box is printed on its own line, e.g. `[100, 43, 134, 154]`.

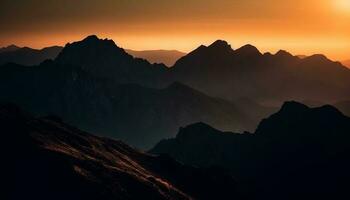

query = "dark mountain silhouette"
[171, 40, 350, 104]
[0, 45, 62, 65]
[150, 102, 350, 199]
[301, 100, 350, 117]
[3, 104, 239, 200]
[2, 37, 349, 104]
[125, 49, 186, 67]
[55, 35, 168, 87]
[0, 44, 20, 53]
[0, 36, 273, 149]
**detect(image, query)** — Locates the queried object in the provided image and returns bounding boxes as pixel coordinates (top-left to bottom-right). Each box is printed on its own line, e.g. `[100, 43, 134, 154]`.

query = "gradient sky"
[0, 0, 349, 60]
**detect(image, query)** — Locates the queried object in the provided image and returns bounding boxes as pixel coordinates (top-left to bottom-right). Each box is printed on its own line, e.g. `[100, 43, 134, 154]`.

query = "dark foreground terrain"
[151, 102, 350, 199]
[2, 104, 239, 200]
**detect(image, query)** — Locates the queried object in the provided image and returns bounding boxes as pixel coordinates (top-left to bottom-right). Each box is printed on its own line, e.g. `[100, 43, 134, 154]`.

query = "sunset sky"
[0, 0, 349, 60]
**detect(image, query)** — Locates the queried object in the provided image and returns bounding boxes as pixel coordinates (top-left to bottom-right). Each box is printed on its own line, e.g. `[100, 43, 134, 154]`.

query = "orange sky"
[0, 0, 349, 60]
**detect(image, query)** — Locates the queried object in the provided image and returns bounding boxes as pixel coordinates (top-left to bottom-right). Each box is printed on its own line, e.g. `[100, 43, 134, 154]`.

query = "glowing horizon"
[0, 0, 349, 61]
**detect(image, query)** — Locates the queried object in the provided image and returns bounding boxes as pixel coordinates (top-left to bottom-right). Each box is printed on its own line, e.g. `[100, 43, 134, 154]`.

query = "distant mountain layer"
[0, 45, 63, 65]
[3, 104, 238, 200]
[171, 40, 350, 103]
[150, 102, 350, 199]
[126, 49, 186, 67]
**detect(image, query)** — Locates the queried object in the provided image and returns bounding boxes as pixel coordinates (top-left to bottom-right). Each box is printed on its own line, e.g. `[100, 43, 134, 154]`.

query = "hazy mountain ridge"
[3, 104, 238, 200]
[171, 40, 350, 104]
[0, 45, 63, 65]
[150, 101, 350, 199]
[125, 49, 186, 67]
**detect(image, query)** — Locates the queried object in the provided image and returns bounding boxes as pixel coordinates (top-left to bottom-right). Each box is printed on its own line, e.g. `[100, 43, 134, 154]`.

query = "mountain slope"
[342, 59, 350, 68]
[150, 102, 350, 199]
[125, 49, 186, 67]
[3, 104, 238, 200]
[334, 100, 350, 116]
[0, 45, 62, 65]
[171, 40, 350, 104]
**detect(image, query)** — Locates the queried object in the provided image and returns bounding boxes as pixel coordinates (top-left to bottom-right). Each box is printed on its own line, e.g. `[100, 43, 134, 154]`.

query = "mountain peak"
[0, 44, 20, 53]
[279, 101, 310, 113]
[6, 44, 20, 49]
[55, 35, 127, 66]
[314, 104, 344, 116]
[208, 40, 232, 50]
[83, 35, 99, 41]
[235, 44, 261, 57]
[275, 50, 293, 58]
[304, 54, 329, 62]
[176, 122, 219, 139]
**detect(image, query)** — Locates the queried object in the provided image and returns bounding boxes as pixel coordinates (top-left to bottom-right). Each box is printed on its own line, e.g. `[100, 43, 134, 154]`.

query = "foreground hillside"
[3, 104, 238, 200]
[151, 102, 350, 199]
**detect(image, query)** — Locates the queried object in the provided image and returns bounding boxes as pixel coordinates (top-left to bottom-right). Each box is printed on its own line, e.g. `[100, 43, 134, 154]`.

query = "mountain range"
[0, 35, 276, 149]
[3, 104, 239, 200]
[170, 40, 350, 104]
[150, 101, 350, 199]
[2, 36, 349, 105]
[125, 49, 186, 67]
[0, 45, 63, 65]
[0, 44, 185, 67]
[1, 35, 349, 149]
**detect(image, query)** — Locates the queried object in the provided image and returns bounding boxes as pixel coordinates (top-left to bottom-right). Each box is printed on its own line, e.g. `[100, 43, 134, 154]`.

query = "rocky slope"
[3, 104, 239, 200]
